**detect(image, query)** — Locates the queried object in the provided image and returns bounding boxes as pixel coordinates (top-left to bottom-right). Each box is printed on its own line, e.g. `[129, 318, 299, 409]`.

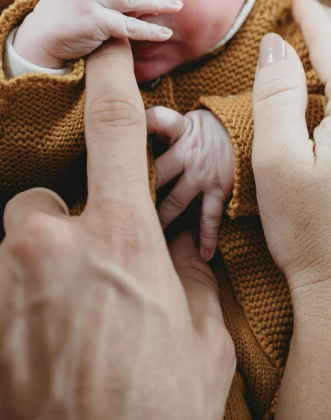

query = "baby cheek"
[175, 7, 226, 57]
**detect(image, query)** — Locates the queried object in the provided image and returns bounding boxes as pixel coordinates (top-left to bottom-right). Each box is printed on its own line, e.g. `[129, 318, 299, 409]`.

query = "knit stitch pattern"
[0, 0, 326, 418]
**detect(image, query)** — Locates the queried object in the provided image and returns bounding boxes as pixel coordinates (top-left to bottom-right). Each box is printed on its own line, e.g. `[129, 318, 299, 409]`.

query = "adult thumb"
[253, 33, 311, 174]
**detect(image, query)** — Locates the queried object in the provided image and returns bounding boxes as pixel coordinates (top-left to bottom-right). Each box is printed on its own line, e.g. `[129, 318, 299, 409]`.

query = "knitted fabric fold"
[0, 0, 326, 418]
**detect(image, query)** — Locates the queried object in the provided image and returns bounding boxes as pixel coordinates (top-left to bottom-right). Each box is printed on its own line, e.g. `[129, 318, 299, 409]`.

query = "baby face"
[132, 0, 246, 83]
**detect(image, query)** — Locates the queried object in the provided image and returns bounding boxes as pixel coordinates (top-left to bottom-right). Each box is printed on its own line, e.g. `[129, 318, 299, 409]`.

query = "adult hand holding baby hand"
[13, 0, 182, 69]
[252, 1, 331, 418]
[0, 39, 235, 419]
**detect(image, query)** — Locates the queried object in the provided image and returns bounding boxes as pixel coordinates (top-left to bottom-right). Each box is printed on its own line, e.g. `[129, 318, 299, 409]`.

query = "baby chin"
[131, 40, 184, 83]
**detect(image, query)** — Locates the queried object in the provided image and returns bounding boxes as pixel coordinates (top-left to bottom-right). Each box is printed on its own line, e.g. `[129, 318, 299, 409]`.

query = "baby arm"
[12, 0, 182, 69]
[147, 107, 235, 261]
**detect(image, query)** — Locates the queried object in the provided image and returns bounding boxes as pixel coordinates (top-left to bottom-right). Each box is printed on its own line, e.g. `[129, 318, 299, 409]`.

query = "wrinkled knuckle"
[146, 23, 157, 39]
[162, 195, 185, 215]
[126, 16, 139, 35]
[254, 76, 303, 108]
[201, 214, 220, 229]
[88, 97, 145, 128]
[200, 229, 218, 242]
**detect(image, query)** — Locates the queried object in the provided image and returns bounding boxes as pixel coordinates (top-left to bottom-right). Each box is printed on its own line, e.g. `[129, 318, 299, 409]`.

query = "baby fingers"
[101, 10, 173, 41]
[105, 0, 183, 14]
[146, 107, 188, 145]
[154, 144, 185, 188]
[157, 174, 200, 229]
[199, 192, 225, 261]
[147, 107, 191, 186]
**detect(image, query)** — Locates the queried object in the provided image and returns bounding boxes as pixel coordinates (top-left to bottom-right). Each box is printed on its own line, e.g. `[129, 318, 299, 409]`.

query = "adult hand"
[253, 0, 331, 310]
[252, 1, 331, 418]
[0, 39, 235, 420]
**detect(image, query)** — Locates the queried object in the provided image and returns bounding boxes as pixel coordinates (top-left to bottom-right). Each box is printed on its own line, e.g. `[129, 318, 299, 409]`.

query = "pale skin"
[0, 0, 331, 418]
[12, 0, 246, 81]
[1, 13, 331, 419]
[0, 39, 236, 420]
[11, 0, 244, 261]
[253, 0, 331, 418]
[146, 108, 234, 261]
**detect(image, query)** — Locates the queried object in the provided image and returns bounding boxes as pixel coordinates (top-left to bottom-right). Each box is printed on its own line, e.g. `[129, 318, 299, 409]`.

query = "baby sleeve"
[3, 28, 72, 79]
[200, 92, 327, 219]
[0, 0, 86, 199]
[200, 93, 256, 219]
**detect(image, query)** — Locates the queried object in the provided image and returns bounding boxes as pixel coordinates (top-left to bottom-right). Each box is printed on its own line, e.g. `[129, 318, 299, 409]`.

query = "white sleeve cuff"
[3, 28, 73, 80]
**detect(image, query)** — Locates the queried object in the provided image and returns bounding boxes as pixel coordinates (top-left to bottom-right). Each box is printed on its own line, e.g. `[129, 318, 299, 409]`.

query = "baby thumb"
[252, 33, 310, 175]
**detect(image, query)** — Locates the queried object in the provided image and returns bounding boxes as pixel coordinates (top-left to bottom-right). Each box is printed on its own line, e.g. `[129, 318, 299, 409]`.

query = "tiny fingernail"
[259, 33, 286, 68]
[170, 0, 183, 8]
[161, 27, 173, 36]
[201, 248, 211, 262]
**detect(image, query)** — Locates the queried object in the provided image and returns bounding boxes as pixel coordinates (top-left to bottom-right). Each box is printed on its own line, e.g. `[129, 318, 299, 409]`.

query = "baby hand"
[13, 0, 182, 69]
[147, 107, 234, 261]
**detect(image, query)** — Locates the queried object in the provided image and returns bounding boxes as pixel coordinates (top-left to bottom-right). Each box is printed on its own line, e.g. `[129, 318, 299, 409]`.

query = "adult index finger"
[84, 39, 152, 214]
[84, 40, 184, 292]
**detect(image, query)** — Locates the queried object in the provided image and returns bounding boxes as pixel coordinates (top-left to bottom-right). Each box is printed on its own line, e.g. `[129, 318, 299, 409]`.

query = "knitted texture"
[0, 0, 326, 419]
[0, 0, 156, 209]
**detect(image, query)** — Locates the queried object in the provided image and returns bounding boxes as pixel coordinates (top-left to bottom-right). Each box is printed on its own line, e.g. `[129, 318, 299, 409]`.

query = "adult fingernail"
[201, 248, 211, 262]
[259, 33, 286, 68]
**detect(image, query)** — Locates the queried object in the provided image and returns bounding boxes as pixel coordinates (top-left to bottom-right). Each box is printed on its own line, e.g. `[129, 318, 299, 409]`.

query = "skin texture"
[132, 0, 246, 81]
[13, 0, 246, 82]
[13, 0, 182, 69]
[252, 1, 331, 418]
[0, 39, 236, 420]
[147, 107, 234, 261]
[12, 0, 239, 262]
[2, 0, 331, 416]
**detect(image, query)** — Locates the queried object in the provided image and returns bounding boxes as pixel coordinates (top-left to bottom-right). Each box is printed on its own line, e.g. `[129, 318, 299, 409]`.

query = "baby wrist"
[4, 28, 72, 79]
[13, 15, 66, 69]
